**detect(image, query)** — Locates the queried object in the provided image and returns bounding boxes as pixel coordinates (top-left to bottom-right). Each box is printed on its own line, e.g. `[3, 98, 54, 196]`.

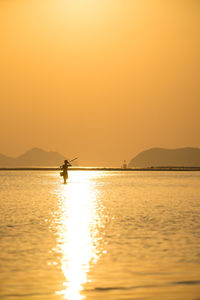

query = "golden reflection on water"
[56, 172, 101, 300]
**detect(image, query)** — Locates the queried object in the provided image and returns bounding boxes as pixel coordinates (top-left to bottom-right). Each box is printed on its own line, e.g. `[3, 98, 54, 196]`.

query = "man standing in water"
[60, 160, 71, 184]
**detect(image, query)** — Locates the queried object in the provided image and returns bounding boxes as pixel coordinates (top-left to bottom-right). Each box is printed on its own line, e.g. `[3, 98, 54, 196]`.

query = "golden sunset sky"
[0, 0, 199, 166]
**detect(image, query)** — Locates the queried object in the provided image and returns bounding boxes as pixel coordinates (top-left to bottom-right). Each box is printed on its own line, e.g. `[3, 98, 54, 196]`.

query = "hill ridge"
[128, 147, 200, 167]
[0, 148, 70, 167]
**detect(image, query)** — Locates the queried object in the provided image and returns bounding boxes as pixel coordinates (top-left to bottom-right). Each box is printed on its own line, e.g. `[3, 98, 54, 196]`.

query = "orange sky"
[0, 0, 199, 166]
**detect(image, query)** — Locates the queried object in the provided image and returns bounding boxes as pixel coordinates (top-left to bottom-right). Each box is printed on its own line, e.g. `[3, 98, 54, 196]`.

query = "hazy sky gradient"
[0, 0, 199, 166]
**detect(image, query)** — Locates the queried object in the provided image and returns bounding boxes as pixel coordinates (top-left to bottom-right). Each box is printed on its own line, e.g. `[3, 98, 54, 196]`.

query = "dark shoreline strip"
[0, 167, 200, 171]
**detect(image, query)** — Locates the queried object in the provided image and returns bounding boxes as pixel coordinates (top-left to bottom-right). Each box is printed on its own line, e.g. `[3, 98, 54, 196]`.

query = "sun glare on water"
[56, 172, 102, 300]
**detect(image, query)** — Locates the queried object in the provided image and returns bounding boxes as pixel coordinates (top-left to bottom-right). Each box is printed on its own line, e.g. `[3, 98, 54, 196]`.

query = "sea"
[0, 170, 200, 300]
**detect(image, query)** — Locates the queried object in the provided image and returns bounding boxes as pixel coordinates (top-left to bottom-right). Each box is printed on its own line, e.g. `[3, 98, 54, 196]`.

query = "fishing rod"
[69, 157, 78, 163]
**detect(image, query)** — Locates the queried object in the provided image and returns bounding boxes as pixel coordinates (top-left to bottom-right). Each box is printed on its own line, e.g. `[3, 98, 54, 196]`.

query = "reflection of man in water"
[61, 160, 71, 184]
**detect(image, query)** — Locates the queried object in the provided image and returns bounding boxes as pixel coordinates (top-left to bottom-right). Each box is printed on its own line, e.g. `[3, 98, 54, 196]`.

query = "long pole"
[69, 157, 78, 163]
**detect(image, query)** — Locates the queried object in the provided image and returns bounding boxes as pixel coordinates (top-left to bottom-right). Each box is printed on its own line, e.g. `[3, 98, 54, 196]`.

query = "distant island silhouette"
[128, 147, 200, 167]
[1, 147, 200, 169]
[0, 148, 72, 167]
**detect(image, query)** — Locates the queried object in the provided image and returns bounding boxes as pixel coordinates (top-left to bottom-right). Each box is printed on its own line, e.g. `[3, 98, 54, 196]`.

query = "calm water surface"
[0, 171, 200, 300]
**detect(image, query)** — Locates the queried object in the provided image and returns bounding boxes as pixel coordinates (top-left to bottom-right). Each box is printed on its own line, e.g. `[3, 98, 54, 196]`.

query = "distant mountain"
[0, 153, 14, 166]
[0, 148, 74, 167]
[128, 147, 200, 167]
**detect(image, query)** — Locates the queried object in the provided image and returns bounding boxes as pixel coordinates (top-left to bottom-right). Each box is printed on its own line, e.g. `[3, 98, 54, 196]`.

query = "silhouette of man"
[61, 160, 71, 184]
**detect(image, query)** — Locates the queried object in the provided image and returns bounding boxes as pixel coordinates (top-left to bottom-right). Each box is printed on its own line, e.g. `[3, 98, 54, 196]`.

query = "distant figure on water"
[122, 160, 127, 169]
[60, 160, 71, 184]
